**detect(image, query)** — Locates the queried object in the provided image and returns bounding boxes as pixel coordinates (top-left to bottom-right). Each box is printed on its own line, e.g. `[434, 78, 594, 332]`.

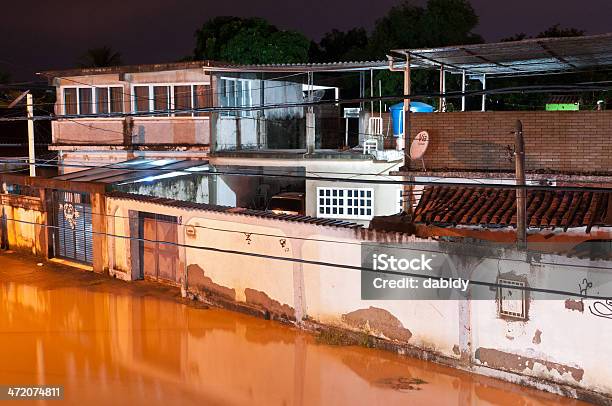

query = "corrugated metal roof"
[107, 191, 363, 229]
[40, 60, 389, 78]
[392, 33, 612, 76]
[546, 94, 581, 104]
[211, 60, 389, 72]
[413, 186, 612, 232]
[53, 158, 209, 184]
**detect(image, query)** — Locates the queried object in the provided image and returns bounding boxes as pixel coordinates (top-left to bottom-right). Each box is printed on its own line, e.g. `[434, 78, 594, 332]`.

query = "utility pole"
[514, 120, 526, 248]
[26, 93, 36, 177]
[7, 91, 35, 176]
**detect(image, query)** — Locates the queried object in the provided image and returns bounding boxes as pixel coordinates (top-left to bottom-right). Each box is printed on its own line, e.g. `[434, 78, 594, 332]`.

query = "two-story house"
[42, 60, 409, 225]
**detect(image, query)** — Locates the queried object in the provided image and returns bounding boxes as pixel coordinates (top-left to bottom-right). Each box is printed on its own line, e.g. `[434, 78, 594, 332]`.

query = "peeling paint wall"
[114, 175, 210, 204]
[1, 195, 46, 256]
[104, 195, 612, 401]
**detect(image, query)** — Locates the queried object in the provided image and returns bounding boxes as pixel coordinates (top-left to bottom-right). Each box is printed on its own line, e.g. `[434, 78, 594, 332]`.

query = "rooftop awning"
[53, 158, 210, 185]
[209, 61, 389, 73]
[391, 33, 612, 76]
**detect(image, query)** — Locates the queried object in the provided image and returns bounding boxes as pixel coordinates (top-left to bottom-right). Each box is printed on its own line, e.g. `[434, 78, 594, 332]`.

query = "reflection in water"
[0, 278, 588, 406]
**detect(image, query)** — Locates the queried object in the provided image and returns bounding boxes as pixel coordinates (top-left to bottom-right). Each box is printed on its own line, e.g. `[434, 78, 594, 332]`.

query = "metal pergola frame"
[388, 33, 612, 114]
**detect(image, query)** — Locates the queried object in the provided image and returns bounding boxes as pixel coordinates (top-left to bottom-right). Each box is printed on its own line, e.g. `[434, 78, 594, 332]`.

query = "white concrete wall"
[2, 205, 44, 254]
[104, 195, 612, 401]
[470, 253, 612, 396]
[208, 156, 404, 225]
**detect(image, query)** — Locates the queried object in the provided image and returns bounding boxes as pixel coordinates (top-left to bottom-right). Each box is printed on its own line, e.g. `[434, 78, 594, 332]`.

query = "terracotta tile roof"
[413, 186, 612, 232]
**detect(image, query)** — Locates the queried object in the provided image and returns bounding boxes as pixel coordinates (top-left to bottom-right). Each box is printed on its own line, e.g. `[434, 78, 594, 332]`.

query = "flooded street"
[0, 253, 590, 406]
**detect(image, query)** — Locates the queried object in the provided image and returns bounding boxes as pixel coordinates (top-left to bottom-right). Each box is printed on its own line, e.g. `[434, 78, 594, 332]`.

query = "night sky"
[2, 0, 611, 80]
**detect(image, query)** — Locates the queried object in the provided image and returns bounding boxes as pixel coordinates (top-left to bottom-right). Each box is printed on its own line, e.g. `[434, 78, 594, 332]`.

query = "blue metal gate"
[54, 190, 93, 264]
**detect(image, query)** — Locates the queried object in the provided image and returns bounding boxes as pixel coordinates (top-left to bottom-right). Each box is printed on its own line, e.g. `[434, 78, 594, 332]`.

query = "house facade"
[43, 61, 405, 225]
[45, 62, 217, 169]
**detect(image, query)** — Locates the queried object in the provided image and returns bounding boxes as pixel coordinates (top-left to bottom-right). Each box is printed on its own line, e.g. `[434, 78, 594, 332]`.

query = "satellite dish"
[410, 131, 429, 160]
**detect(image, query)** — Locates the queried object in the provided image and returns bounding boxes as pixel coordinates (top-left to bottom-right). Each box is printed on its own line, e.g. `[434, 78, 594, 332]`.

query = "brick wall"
[406, 110, 612, 173]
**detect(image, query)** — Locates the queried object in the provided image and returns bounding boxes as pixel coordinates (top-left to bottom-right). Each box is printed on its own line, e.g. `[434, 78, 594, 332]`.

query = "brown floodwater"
[0, 253, 592, 406]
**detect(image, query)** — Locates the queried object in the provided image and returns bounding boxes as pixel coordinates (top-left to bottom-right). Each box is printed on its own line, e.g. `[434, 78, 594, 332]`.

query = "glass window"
[173, 85, 192, 117]
[78, 88, 93, 115]
[64, 88, 77, 115]
[64, 86, 123, 116]
[153, 86, 169, 115]
[134, 86, 150, 112]
[110, 87, 123, 113]
[194, 84, 212, 116]
[227, 80, 235, 108]
[220, 78, 252, 117]
[96, 87, 109, 114]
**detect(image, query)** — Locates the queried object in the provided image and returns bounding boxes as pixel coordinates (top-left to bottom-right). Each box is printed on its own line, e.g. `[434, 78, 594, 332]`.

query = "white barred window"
[317, 187, 374, 220]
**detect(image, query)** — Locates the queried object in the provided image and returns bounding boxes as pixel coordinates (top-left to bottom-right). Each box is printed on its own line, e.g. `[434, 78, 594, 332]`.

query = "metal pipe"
[481, 74, 487, 112]
[370, 68, 374, 114]
[461, 70, 466, 112]
[514, 120, 527, 248]
[439, 66, 446, 112]
[378, 80, 382, 118]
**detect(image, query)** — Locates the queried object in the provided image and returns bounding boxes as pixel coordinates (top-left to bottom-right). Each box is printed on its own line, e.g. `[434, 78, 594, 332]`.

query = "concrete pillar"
[358, 110, 369, 147]
[90, 192, 107, 274]
[306, 111, 315, 154]
[128, 210, 141, 280]
[292, 239, 306, 323]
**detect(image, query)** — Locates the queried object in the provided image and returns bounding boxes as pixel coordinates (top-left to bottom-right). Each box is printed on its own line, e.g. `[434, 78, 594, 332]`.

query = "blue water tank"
[389, 102, 434, 137]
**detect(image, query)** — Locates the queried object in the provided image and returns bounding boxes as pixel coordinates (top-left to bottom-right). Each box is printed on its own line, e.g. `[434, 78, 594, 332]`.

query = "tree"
[194, 17, 310, 64]
[368, 0, 482, 59]
[502, 24, 584, 42]
[78, 46, 122, 68]
[419, 0, 482, 46]
[501, 33, 528, 42]
[538, 24, 584, 38]
[366, 0, 482, 99]
[194, 16, 255, 61]
[0, 68, 9, 84]
[368, 1, 425, 59]
[313, 28, 369, 62]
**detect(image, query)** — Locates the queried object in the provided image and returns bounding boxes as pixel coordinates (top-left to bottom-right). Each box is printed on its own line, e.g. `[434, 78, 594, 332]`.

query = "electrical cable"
[2, 215, 610, 299]
[1, 83, 610, 122]
[3, 158, 612, 193]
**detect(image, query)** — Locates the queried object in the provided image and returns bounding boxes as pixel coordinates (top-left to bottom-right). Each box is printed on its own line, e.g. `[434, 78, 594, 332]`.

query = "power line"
[1, 183, 606, 274]
[33, 70, 360, 109]
[3, 158, 612, 192]
[1, 83, 610, 122]
[3, 215, 610, 299]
